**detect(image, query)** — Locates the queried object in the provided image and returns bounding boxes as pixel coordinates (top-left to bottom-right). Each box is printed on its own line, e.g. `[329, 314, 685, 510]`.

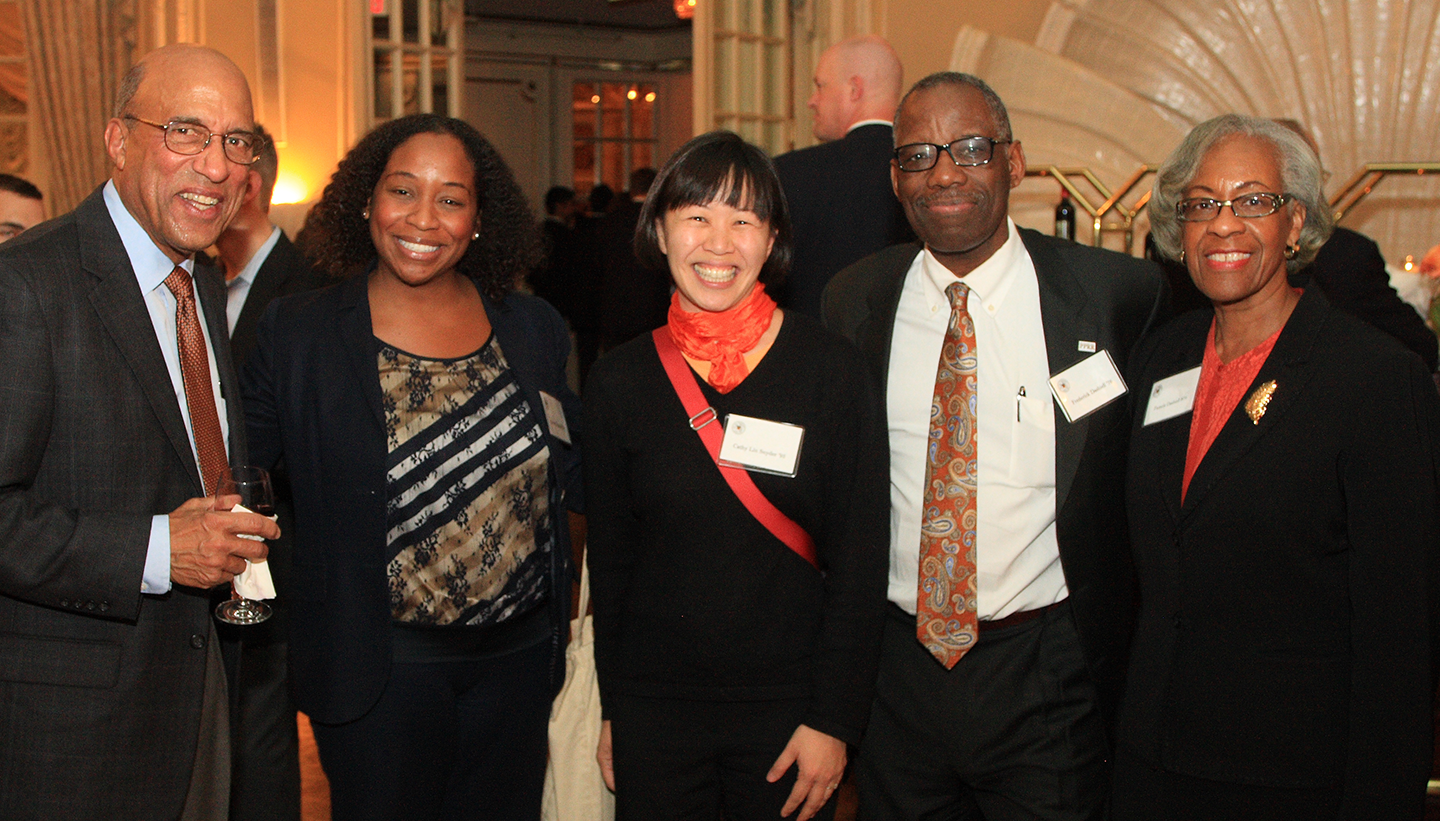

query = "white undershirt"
[886, 218, 1065, 619]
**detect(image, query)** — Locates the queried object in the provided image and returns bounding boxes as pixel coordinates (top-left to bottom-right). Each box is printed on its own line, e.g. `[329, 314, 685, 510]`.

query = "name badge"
[718, 414, 805, 477]
[539, 391, 572, 445]
[1049, 350, 1128, 423]
[1142, 366, 1201, 426]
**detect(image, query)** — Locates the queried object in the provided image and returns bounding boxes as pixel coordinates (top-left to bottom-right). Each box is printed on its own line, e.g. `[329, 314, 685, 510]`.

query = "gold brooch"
[1244, 380, 1277, 424]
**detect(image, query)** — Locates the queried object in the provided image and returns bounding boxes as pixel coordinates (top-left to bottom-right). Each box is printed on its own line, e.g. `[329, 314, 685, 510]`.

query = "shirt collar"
[847, 119, 893, 134]
[920, 217, 1023, 311]
[230, 225, 282, 289]
[103, 180, 193, 292]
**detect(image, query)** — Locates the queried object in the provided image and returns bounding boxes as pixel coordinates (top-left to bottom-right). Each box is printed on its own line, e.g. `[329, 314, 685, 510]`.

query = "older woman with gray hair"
[1114, 113, 1440, 819]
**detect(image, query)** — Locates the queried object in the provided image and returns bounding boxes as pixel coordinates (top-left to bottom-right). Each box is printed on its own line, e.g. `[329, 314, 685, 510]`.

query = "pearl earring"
[361, 208, 369, 220]
[472, 231, 480, 240]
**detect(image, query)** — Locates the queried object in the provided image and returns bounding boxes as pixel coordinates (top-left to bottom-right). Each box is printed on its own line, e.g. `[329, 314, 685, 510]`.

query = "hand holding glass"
[214, 466, 275, 625]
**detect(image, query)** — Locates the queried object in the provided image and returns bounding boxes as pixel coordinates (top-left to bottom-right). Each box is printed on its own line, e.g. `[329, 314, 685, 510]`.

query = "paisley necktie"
[916, 281, 979, 669]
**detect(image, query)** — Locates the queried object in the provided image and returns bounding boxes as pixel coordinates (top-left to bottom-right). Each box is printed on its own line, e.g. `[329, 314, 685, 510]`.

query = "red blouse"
[1181, 320, 1283, 501]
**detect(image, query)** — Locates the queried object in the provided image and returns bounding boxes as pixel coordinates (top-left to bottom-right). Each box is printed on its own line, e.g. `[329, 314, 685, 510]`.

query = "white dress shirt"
[886, 218, 1065, 619]
[104, 181, 230, 594]
[225, 224, 281, 334]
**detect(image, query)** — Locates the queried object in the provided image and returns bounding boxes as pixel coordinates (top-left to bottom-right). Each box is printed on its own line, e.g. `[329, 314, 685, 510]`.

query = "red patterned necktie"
[917, 281, 979, 669]
[163, 266, 228, 496]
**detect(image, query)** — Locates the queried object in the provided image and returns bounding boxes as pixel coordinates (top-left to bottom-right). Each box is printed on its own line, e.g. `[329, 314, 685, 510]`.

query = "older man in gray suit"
[0, 44, 278, 820]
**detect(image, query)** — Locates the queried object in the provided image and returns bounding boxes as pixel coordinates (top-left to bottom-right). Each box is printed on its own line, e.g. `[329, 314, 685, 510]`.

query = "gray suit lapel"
[78, 195, 205, 495]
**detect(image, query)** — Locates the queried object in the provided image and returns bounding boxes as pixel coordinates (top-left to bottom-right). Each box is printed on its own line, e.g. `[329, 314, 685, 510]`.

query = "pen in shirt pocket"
[1016, 386, 1026, 422]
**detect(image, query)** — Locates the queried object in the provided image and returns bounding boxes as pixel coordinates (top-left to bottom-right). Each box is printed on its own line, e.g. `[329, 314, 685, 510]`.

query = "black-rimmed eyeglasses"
[1175, 193, 1291, 222]
[124, 116, 264, 166]
[894, 136, 1011, 172]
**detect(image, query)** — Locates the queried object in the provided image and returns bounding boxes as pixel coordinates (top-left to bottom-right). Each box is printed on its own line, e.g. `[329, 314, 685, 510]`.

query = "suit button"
[190, 634, 206, 649]
[85, 601, 96, 611]
[99, 601, 110, 612]
[59, 599, 69, 608]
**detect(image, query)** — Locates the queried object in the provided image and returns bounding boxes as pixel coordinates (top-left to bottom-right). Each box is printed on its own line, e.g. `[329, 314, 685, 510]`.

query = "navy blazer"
[242, 274, 582, 724]
[1122, 288, 1440, 814]
[774, 123, 916, 317]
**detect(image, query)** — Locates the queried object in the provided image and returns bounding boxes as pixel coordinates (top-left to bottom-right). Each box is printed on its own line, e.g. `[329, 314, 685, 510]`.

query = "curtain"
[0, 8, 25, 107]
[21, 0, 134, 214]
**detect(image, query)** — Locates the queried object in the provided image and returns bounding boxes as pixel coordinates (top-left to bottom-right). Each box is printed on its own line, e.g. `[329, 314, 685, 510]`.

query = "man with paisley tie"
[823, 72, 1167, 821]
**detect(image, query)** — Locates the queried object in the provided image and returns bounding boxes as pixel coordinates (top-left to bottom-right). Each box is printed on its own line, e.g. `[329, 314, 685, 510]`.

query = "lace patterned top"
[379, 335, 552, 627]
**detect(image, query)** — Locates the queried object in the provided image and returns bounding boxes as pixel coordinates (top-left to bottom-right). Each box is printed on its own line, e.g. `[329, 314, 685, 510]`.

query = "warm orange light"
[271, 170, 309, 205]
[645, 91, 656, 103]
[674, 0, 695, 20]
[627, 88, 638, 101]
[591, 94, 600, 104]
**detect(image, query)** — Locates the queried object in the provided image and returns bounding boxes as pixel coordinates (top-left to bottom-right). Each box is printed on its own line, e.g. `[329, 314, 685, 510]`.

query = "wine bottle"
[1055, 193, 1076, 241]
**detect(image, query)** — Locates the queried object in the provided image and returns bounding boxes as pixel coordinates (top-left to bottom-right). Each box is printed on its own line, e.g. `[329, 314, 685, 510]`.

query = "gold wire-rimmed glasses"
[124, 115, 264, 165]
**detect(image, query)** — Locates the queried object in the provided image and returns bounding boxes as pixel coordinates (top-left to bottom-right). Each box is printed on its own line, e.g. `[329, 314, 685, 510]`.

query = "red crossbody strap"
[652, 327, 820, 570]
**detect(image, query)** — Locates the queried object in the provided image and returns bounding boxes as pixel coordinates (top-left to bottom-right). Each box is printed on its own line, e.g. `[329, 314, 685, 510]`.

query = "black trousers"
[221, 635, 300, 821]
[1110, 747, 1342, 821]
[857, 601, 1107, 821]
[310, 637, 552, 821]
[608, 694, 839, 821]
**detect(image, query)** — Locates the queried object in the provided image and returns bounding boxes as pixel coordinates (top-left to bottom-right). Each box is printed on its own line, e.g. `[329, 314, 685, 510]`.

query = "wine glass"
[214, 465, 275, 625]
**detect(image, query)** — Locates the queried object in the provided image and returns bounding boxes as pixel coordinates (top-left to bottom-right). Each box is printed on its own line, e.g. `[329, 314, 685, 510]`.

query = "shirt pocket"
[1008, 393, 1055, 488]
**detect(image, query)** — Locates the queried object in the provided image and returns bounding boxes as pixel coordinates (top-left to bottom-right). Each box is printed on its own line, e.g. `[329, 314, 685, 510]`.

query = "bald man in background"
[774, 35, 915, 317]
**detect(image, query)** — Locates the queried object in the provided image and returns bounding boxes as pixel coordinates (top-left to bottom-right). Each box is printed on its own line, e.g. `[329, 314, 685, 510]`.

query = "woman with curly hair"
[241, 113, 582, 820]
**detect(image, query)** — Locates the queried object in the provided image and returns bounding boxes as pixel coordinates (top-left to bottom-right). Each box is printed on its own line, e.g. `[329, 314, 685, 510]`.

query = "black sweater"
[582, 311, 889, 746]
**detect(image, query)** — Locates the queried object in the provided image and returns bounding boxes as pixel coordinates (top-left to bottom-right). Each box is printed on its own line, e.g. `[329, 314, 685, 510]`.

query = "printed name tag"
[1142, 366, 1202, 426]
[1049, 350, 1128, 423]
[718, 414, 805, 477]
[539, 391, 572, 445]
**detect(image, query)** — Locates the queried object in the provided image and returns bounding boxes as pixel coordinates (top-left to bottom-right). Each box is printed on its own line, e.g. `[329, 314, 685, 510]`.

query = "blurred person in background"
[0, 172, 46, 242]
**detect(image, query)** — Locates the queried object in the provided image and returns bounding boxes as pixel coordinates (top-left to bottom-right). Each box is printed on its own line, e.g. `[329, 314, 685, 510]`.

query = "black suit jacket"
[775, 123, 916, 317]
[1295, 226, 1439, 371]
[822, 229, 1167, 727]
[216, 230, 326, 653]
[598, 198, 670, 348]
[0, 187, 246, 819]
[241, 276, 582, 724]
[1121, 289, 1439, 814]
[230, 231, 328, 370]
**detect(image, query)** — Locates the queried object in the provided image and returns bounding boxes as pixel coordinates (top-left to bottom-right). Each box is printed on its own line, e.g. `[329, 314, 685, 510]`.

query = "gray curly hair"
[1150, 114, 1333, 273]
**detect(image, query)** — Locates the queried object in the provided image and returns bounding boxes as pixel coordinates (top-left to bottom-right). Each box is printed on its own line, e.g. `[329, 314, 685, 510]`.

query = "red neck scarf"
[665, 283, 777, 393]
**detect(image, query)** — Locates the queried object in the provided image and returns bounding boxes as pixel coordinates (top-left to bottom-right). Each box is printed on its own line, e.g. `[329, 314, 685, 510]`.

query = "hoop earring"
[1179, 249, 1185, 264]
[1284, 244, 1297, 260]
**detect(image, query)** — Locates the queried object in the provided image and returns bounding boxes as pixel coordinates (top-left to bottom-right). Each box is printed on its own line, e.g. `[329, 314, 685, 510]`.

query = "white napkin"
[232, 503, 278, 600]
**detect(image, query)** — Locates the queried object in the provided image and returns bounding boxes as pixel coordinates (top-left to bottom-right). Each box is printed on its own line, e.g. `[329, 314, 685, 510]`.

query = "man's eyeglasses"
[124, 116, 264, 166]
[1175, 193, 1290, 222]
[894, 136, 1011, 172]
